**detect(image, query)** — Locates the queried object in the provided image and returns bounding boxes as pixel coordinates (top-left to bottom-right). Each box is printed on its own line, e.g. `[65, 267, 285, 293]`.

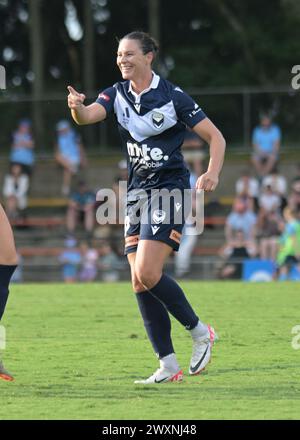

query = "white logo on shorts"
[152, 209, 166, 224]
[151, 225, 160, 235]
[124, 215, 130, 236]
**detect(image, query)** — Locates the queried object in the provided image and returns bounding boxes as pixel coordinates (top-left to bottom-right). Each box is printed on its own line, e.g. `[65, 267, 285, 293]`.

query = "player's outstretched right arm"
[67, 86, 107, 125]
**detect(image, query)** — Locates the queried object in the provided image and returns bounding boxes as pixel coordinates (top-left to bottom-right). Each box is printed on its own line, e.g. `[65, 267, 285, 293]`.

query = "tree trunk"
[83, 0, 96, 148]
[28, 0, 44, 152]
[148, 0, 160, 70]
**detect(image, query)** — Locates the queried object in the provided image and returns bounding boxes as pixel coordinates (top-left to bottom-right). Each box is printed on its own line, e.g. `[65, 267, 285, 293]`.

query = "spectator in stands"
[173, 129, 206, 278]
[66, 180, 95, 235]
[9, 119, 35, 178]
[54, 120, 87, 196]
[277, 208, 300, 281]
[174, 156, 199, 278]
[79, 241, 99, 282]
[258, 184, 281, 214]
[99, 242, 122, 282]
[291, 162, 300, 185]
[262, 166, 287, 211]
[257, 209, 283, 261]
[58, 237, 81, 283]
[219, 230, 257, 280]
[235, 169, 259, 212]
[288, 180, 300, 212]
[182, 127, 205, 177]
[2, 164, 29, 219]
[251, 115, 281, 178]
[225, 197, 257, 242]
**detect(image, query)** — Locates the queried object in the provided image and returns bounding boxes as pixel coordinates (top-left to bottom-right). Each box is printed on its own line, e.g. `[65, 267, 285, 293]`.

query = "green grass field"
[0, 281, 299, 420]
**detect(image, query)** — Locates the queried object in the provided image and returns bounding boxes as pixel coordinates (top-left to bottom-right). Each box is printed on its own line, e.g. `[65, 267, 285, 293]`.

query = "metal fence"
[1, 85, 299, 155]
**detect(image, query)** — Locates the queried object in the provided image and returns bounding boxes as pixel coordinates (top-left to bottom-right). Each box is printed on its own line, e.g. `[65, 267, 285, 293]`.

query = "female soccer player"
[0, 204, 18, 381]
[67, 31, 226, 384]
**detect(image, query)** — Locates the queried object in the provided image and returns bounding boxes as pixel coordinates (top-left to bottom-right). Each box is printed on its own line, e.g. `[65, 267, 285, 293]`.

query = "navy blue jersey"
[95, 72, 206, 193]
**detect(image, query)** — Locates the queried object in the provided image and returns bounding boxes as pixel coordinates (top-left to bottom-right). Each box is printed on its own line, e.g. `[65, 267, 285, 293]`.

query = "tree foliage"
[1, 0, 299, 92]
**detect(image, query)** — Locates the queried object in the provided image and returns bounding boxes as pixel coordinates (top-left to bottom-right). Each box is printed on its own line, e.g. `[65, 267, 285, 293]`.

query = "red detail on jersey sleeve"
[98, 93, 110, 101]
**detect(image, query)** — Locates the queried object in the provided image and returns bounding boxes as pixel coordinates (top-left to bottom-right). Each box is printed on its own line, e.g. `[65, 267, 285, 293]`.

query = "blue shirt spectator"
[56, 120, 81, 167]
[226, 198, 257, 241]
[252, 124, 281, 156]
[251, 115, 281, 178]
[10, 119, 35, 174]
[59, 237, 82, 282]
[55, 120, 87, 196]
[66, 181, 95, 234]
[70, 183, 95, 207]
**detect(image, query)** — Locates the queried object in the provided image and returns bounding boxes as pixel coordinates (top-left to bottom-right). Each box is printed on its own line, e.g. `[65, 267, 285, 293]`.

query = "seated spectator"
[258, 184, 281, 214]
[9, 119, 35, 177]
[219, 230, 257, 280]
[79, 241, 99, 282]
[58, 237, 82, 283]
[182, 127, 205, 176]
[251, 115, 281, 178]
[174, 157, 199, 278]
[66, 181, 95, 235]
[277, 208, 300, 280]
[257, 209, 283, 261]
[2, 164, 29, 219]
[54, 120, 87, 196]
[225, 197, 257, 242]
[235, 169, 259, 211]
[262, 166, 287, 211]
[288, 180, 300, 212]
[291, 162, 300, 185]
[99, 242, 122, 282]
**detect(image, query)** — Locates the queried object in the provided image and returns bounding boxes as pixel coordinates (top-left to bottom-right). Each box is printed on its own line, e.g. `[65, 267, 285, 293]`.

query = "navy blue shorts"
[124, 186, 192, 255]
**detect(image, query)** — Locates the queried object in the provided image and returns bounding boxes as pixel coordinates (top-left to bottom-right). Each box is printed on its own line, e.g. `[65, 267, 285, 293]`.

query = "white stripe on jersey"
[114, 90, 178, 143]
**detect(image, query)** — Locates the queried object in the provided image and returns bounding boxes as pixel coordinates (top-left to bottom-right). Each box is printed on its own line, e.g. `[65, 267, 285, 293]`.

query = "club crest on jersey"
[152, 209, 166, 224]
[152, 112, 164, 128]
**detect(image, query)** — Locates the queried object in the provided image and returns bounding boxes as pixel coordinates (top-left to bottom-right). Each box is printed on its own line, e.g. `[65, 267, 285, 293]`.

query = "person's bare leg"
[263, 156, 277, 175]
[260, 239, 268, 260]
[5, 197, 18, 219]
[270, 238, 279, 262]
[62, 169, 72, 195]
[0, 204, 18, 381]
[251, 157, 264, 177]
[128, 251, 181, 383]
[135, 239, 214, 377]
[84, 207, 95, 232]
[0, 205, 18, 265]
[66, 206, 78, 233]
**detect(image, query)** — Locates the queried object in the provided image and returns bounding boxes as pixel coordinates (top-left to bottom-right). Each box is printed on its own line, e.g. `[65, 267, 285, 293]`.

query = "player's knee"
[131, 274, 144, 293]
[135, 266, 161, 290]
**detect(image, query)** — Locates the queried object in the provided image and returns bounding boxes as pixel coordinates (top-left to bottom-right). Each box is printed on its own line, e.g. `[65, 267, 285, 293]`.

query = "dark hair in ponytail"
[120, 31, 159, 62]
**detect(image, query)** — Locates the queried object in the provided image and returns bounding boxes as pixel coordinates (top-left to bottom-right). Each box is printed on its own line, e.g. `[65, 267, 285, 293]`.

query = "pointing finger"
[67, 85, 79, 96]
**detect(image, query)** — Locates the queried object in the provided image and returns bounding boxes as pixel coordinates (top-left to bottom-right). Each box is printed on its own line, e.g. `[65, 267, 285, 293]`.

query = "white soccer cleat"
[189, 324, 216, 375]
[134, 367, 183, 384]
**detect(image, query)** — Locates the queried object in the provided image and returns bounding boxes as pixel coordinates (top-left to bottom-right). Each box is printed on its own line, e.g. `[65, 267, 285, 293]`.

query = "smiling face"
[117, 38, 153, 82]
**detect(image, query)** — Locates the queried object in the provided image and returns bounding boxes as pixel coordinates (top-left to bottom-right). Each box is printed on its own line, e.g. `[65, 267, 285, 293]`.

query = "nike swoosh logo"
[190, 345, 210, 374]
[154, 376, 171, 383]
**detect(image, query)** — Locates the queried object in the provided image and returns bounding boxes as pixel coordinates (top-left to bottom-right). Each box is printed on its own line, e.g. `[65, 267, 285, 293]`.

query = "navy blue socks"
[150, 274, 199, 330]
[135, 290, 174, 359]
[0, 265, 17, 321]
